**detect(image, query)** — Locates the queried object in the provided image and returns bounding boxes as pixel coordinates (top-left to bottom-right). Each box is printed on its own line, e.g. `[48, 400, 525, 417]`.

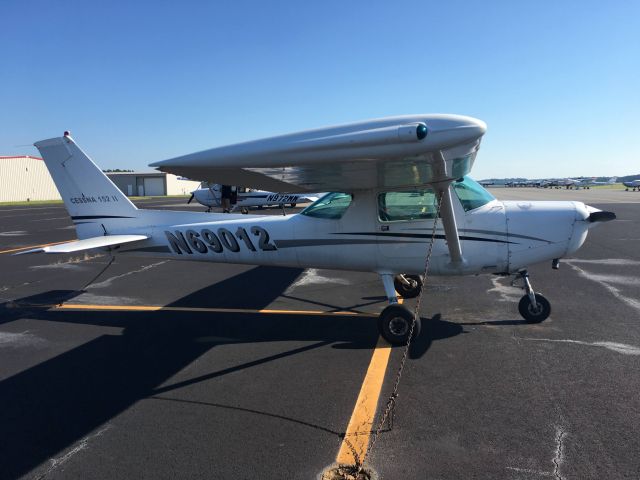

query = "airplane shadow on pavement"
[0, 265, 464, 480]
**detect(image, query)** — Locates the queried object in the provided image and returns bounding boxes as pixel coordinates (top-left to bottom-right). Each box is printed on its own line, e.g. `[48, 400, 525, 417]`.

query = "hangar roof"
[0, 155, 43, 160]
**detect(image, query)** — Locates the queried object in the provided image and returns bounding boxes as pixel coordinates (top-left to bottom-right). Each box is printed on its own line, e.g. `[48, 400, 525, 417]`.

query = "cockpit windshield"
[300, 192, 353, 219]
[452, 176, 496, 211]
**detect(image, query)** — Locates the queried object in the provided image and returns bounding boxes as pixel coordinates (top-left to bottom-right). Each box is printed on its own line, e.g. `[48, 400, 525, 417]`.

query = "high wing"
[150, 114, 486, 192]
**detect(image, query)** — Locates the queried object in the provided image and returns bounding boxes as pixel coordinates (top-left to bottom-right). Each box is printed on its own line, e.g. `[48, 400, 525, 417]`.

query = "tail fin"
[34, 133, 138, 238]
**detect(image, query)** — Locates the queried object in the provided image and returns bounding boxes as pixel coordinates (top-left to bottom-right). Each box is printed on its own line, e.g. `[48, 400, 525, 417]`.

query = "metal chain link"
[358, 190, 445, 470]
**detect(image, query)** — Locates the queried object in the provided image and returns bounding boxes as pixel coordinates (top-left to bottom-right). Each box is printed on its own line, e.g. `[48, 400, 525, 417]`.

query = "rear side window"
[378, 190, 437, 222]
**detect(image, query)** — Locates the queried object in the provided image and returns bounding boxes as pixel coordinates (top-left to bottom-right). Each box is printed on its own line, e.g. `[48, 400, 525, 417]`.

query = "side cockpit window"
[300, 192, 353, 219]
[378, 190, 437, 222]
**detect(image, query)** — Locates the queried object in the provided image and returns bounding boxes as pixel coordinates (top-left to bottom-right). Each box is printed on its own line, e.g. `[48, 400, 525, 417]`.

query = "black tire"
[378, 304, 421, 345]
[393, 274, 423, 299]
[290, 203, 297, 208]
[518, 293, 551, 323]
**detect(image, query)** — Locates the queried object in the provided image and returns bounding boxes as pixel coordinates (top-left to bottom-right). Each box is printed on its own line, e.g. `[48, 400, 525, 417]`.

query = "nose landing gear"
[393, 274, 423, 299]
[513, 269, 551, 323]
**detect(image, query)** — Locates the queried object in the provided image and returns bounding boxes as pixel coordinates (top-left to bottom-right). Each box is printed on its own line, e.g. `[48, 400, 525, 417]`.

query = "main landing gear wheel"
[393, 274, 423, 299]
[378, 304, 421, 346]
[518, 293, 551, 323]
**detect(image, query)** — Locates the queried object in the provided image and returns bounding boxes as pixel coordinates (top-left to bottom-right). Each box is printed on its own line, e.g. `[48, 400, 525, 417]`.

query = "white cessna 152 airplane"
[187, 182, 324, 213]
[26, 115, 615, 345]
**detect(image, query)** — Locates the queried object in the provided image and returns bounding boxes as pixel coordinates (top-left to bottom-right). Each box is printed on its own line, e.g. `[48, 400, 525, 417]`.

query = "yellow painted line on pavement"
[336, 335, 392, 465]
[0, 240, 73, 255]
[53, 303, 373, 317]
[335, 297, 403, 465]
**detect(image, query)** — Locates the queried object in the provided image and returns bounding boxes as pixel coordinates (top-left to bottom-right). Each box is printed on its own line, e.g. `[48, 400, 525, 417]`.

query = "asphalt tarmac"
[0, 193, 638, 480]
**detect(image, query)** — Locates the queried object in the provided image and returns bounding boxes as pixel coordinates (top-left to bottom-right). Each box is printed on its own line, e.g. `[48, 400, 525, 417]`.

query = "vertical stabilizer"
[34, 134, 138, 238]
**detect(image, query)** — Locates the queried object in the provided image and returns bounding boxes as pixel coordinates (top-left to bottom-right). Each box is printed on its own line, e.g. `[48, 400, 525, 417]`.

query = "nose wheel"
[393, 274, 423, 298]
[518, 293, 551, 323]
[514, 270, 551, 323]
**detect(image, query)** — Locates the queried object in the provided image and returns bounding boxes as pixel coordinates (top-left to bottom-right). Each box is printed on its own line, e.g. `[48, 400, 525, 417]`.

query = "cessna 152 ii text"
[25, 115, 615, 345]
[187, 182, 324, 213]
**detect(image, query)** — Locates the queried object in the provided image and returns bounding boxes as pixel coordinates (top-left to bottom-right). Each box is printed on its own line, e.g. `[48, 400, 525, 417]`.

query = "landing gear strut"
[378, 273, 421, 345]
[514, 269, 551, 323]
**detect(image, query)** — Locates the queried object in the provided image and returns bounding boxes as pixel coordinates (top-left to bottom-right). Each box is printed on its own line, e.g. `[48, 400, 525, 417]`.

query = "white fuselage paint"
[104, 191, 599, 277]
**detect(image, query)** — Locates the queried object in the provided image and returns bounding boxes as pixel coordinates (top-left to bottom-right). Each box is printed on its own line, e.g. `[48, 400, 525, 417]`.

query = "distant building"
[106, 172, 200, 197]
[0, 155, 61, 202]
[1, 155, 200, 202]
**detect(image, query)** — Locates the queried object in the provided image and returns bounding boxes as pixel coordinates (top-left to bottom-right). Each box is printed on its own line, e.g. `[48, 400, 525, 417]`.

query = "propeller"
[187, 193, 194, 204]
[587, 211, 616, 223]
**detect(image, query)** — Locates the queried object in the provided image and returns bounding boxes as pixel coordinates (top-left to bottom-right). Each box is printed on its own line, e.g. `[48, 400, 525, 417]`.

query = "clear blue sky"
[2, 0, 638, 179]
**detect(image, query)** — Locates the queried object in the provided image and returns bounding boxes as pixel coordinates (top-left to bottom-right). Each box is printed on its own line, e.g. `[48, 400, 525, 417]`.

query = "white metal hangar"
[1, 155, 200, 202]
[0, 155, 61, 202]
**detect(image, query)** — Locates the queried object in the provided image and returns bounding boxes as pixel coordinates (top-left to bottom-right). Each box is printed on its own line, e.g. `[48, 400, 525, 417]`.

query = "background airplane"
[623, 179, 640, 191]
[187, 182, 324, 212]
[562, 177, 618, 189]
[505, 177, 618, 189]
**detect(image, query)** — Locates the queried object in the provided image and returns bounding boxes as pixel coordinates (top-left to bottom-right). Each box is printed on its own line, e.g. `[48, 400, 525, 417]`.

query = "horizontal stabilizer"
[15, 235, 148, 255]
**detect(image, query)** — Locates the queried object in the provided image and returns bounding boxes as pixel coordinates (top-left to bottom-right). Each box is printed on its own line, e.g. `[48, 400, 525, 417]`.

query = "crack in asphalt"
[552, 425, 566, 480]
[566, 262, 640, 313]
[521, 337, 640, 356]
[87, 260, 168, 289]
[32, 425, 111, 480]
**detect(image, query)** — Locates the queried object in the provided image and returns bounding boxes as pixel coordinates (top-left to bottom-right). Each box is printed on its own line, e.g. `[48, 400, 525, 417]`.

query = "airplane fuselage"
[110, 189, 596, 276]
[31, 118, 616, 343]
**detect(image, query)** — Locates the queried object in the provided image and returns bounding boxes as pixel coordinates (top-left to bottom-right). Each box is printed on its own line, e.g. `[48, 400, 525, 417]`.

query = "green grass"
[0, 199, 65, 206]
[586, 184, 625, 190]
[0, 195, 190, 207]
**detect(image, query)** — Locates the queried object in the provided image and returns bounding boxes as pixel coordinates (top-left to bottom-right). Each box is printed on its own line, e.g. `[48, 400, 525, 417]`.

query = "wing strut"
[432, 150, 464, 265]
[437, 184, 464, 264]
